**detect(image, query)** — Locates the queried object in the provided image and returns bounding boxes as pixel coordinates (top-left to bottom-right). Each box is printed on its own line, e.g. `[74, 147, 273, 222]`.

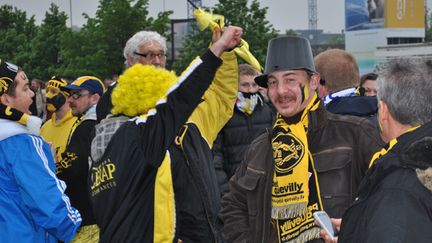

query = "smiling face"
[267, 69, 318, 117]
[0, 71, 34, 114]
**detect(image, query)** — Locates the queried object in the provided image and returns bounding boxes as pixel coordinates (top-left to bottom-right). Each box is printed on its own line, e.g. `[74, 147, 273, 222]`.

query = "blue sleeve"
[10, 135, 82, 242]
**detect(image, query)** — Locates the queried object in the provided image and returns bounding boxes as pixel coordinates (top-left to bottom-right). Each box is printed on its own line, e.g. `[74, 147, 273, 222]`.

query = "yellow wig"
[111, 64, 177, 117]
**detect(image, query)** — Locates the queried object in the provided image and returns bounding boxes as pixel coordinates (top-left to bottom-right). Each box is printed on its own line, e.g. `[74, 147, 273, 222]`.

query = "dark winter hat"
[255, 36, 316, 88]
[0, 59, 19, 95]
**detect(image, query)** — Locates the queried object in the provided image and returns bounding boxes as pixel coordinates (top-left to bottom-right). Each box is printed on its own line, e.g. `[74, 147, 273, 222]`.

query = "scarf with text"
[271, 93, 323, 243]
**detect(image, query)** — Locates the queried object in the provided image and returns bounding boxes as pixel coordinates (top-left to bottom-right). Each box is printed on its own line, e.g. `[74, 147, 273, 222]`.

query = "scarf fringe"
[271, 202, 307, 219]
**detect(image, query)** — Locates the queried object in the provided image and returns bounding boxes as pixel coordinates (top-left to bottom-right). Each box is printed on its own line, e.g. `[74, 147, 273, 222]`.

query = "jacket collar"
[307, 100, 327, 133]
[368, 121, 432, 192]
[0, 118, 28, 141]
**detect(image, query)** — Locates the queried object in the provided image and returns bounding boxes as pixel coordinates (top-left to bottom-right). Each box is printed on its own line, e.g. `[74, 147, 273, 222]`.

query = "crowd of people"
[1, 23, 431, 243]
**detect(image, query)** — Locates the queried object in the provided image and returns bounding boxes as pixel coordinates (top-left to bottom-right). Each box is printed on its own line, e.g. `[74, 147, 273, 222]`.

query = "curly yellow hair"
[111, 64, 177, 117]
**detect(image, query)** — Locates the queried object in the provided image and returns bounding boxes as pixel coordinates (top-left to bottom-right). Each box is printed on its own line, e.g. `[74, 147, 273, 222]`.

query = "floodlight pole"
[69, 0, 73, 27]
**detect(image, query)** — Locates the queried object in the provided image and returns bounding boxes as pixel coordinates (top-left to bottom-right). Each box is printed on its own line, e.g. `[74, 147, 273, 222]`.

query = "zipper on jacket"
[181, 151, 217, 242]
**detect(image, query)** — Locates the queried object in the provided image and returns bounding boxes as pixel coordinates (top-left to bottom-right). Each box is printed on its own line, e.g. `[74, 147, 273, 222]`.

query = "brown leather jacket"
[220, 102, 383, 243]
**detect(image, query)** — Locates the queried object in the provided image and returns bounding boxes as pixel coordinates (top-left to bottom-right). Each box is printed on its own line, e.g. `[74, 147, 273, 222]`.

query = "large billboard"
[346, 0, 425, 31]
[385, 0, 424, 28]
[345, 0, 385, 31]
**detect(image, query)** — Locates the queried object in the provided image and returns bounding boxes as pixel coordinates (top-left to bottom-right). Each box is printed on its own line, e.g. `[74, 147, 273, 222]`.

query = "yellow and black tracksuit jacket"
[89, 50, 230, 243]
[170, 50, 238, 242]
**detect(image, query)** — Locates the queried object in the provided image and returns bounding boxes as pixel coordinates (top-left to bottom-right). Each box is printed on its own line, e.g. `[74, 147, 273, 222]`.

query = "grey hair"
[376, 57, 432, 126]
[123, 31, 167, 66]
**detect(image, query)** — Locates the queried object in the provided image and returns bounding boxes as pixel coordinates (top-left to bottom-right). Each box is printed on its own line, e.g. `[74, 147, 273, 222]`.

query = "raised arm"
[186, 27, 239, 148]
[136, 26, 243, 166]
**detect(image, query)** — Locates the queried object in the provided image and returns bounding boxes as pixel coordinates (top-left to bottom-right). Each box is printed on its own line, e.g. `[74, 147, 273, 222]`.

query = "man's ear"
[0, 94, 11, 106]
[309, 73, 319, 91]
[378, 100, 389, 122]
[91, 93, 101, 105]
[318, 84, 329, 99]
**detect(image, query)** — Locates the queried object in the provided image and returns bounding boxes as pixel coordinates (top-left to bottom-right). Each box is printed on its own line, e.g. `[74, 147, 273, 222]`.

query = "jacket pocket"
[313, 147, 353, 218]
[237, 167, 264, 217]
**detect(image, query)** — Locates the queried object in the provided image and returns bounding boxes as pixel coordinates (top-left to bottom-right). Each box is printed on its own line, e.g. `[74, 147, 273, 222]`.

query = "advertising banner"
[345, 0, 384, 31]
[385, 0, 424, 28]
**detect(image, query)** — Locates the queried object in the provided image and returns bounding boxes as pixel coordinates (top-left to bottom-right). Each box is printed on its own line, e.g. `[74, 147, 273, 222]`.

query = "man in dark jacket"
[213, 63, 274, 196]
[220, 36, 382, 243]
[58, 76, 105, 242]
[320, 58, 432, 243]
[314, 49, 378, 127]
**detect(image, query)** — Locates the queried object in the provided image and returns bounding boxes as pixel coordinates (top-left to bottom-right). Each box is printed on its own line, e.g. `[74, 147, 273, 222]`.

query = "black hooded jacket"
[339, 121, 432, 243]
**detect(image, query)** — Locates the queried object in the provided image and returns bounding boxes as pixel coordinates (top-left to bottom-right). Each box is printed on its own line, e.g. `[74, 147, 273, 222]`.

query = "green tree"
[20, 3, 68, 80]
[0, 5, 38, 64]
[285, 29, 298, 36]
[172, 0, 278, 74]
[326, 35, 345, 45]
[57, 0, 172, 79]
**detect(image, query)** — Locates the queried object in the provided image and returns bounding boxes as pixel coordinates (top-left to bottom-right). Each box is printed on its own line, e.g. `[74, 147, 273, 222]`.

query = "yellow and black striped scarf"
[271, 93, 323, 243]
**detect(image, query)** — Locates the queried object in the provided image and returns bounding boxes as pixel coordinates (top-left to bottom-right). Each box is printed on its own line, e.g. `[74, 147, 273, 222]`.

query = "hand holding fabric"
[210, 26, 243, 57]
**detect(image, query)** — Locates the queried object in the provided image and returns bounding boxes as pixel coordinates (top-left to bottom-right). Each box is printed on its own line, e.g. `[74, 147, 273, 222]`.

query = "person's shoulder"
[326, 111, 373, 127]
[2, 133, 47, 150]
[325, 111, 381, 143]
[377, 164, 432, 200]
[250, 129, 271, 147]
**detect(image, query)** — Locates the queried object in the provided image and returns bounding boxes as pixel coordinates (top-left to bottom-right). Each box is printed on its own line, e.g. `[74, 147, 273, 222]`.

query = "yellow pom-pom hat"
[111, 64, 177, 117]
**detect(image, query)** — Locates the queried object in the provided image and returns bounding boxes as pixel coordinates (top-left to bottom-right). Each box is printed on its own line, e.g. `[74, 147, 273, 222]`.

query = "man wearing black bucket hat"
[220, 36, 382, 243]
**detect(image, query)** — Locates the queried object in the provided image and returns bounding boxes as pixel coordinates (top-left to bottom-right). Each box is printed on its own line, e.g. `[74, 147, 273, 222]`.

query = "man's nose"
[67, 96, 74, 104]
[276, 82, 287, 95]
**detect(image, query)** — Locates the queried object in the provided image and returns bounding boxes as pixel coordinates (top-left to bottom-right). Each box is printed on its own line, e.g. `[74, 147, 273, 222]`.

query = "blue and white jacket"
[0, 118, 81, 243]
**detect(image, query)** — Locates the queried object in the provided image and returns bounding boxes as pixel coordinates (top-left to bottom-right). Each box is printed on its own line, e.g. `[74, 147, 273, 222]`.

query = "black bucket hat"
[255, 36, 315, 88]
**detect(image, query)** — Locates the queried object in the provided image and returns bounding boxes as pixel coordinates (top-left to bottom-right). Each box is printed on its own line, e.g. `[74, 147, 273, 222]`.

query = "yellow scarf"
[368, 125, 420, 168]
[271, 93, 323, 242]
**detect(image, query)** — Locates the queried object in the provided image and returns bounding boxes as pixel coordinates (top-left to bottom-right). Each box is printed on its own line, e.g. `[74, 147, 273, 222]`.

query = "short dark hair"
[4, 69, 23, 97]
[6, 79, 19, 96]
[360, 72, 378, 87]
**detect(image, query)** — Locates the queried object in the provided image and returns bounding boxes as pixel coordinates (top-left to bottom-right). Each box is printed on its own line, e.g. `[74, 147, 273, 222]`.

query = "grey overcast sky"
[1, 0, 431, 33]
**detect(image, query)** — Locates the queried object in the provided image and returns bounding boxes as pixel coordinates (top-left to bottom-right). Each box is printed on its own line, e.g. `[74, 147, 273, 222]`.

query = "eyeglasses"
[319, 78, 325, 85]
[69, 91, 92, 100]
[133, 51, 166, 60]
